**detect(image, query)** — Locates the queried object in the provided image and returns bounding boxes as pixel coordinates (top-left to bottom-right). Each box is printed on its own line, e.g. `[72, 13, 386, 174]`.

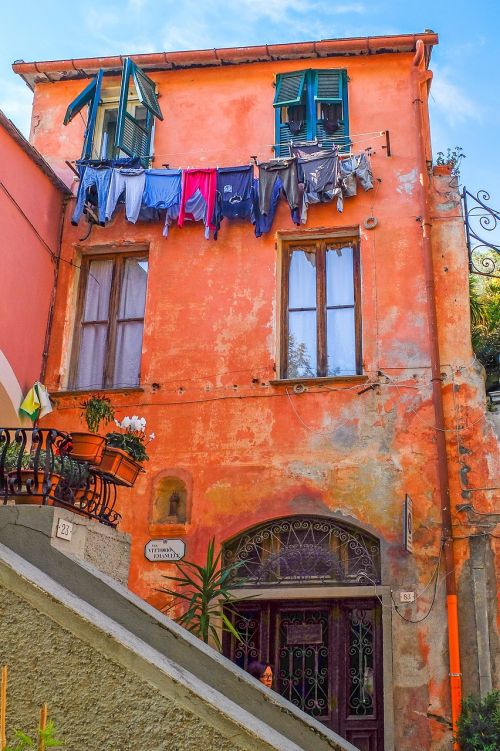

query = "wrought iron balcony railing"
[0, 428, 121, 527]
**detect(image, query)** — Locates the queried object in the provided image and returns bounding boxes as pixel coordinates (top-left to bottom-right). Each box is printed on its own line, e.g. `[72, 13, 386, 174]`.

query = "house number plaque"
[286, 623, 323, 645]
[144, 539, 185, 562]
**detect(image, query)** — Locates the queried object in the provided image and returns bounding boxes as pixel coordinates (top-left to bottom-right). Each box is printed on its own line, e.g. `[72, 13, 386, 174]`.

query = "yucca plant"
[159, 538, 244, 650]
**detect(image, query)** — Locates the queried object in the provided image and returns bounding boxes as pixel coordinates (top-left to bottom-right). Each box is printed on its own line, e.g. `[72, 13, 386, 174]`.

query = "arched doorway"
[222, 515, 384, 751]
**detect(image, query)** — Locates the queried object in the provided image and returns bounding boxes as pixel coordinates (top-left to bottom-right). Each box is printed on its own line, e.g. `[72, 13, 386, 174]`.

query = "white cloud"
[0, 80, 33, 136]
[331, 3, 366, 13]
[430, 67, 481, 127]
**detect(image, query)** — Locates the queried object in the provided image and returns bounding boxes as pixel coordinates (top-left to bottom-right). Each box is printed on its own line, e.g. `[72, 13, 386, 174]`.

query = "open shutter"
[64, 70, 103, 161]
[273, 71, 306, 108]
[64, 76, 98, 125]
[313, 70, 350, 151]
[116, 58, 161, 161]
[131, 62, 163, 120]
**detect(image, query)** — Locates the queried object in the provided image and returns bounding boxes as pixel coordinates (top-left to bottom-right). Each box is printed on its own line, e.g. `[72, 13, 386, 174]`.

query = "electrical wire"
[389, 540, 444, 623]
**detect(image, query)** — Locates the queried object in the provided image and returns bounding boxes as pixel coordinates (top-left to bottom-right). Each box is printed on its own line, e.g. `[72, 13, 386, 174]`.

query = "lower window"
[70, 252, 148, 389]
[281, 235, 361, 379]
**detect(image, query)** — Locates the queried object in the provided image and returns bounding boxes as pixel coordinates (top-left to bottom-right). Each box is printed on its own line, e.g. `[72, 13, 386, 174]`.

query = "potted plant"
[3, 443, 61, 505]
[53, 454, 91, 511]
[99, 416, 154, 487]
[69, 394, 115, 464]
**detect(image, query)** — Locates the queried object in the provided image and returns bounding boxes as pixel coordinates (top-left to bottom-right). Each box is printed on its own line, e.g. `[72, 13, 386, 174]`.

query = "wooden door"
[223, 598, 383, 750]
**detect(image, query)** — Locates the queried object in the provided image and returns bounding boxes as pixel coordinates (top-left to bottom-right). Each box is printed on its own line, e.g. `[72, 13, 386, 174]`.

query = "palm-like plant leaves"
[158, 538, 246, 649]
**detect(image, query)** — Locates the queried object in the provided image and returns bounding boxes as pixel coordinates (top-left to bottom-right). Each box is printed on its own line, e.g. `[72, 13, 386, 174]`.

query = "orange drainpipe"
[412, 39, 462, 747]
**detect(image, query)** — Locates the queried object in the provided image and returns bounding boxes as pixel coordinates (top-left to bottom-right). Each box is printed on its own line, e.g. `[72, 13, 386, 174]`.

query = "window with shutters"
[64, 59, 163, 164]
[274, 69, 349, 157]
[280, 235, 362, 379]
[69, 252, 149, 390]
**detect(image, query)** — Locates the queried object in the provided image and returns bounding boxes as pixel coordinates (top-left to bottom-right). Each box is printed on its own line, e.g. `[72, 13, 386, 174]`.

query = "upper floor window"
[70, 252, 148, 390]
[64, 59, 163, 163]
[274, 69, 349, 157]
[280, 236, 361, 379]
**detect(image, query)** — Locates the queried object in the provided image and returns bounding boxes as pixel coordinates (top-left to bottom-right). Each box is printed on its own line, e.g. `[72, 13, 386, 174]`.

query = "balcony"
[0, 427, 122, 527]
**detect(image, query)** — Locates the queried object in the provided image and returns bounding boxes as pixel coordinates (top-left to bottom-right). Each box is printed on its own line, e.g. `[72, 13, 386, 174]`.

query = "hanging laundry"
[19, 382, 53, 421]
[251, 177, 282, 237]
[216, 166, 253, 220]
[339, 152, 373, 196]
[143, 169, 182, 237]
[72, 165, 112, 226]
[106, 168, 146, 224]
[211, 165, 254, 240]
[178, 169, 217, 239]
[258, 158, 300, 216]
[297, 148, 342, 224]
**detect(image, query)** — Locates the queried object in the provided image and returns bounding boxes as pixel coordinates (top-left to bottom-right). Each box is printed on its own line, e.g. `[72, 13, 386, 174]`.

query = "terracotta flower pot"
[68, 432, 106, 464]
[7, 470, 61, 504]
[98, 447, 144, 487]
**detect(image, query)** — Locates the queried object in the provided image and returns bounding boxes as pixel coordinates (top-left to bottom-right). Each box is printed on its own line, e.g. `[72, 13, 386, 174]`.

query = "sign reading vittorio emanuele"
[144, 539, 185, 562]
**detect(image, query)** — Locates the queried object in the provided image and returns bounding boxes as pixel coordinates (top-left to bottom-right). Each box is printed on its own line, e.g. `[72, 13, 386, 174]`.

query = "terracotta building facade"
[0, 110, 70, 425]
[12, 32, 499, 751]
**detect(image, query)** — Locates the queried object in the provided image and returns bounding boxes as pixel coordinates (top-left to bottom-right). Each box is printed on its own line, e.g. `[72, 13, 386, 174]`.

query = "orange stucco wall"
[24, 48, 499, 750]
[0, 120, 66, 399]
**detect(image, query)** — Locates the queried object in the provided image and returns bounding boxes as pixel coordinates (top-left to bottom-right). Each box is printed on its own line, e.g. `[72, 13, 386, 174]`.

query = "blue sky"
[1, 0, 499, 208]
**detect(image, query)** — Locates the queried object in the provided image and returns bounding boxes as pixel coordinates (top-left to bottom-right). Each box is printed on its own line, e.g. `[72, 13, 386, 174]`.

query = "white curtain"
[77, 259, 113, 388]
[114, 258, 148, 387]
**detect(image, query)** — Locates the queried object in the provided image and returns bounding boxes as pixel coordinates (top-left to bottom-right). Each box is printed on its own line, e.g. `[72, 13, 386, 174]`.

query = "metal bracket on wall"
[462, 187, 500, 278]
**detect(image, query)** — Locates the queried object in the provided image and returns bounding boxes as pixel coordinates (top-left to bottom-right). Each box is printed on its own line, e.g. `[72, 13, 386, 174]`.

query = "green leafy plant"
[455, 690, 500, 751]
[435, 145, 466, 177]
[2, 443, 32, 472]
[158, 538, 244, 650]
[80, 395, 115, 434]
[470, 277, 500, 375]
[106, 416, 154, 462]
[5, 720, 63, 750]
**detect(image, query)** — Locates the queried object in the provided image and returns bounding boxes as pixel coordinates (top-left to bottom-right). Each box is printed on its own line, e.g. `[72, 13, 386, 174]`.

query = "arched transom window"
[223, 516, 381, 587]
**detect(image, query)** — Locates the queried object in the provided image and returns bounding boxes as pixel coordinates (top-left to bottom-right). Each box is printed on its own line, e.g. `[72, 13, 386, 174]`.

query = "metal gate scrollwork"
[462, 187, 500, 278]
[223, 515, 380, 587]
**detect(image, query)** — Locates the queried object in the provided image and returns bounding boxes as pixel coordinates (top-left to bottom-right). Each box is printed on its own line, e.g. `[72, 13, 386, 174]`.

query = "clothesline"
[71, 146, 375, 240]
[66, 131, 387, 167]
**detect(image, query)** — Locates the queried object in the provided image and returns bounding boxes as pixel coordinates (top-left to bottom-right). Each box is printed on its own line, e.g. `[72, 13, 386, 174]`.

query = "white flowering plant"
[106, 416, 155, 463]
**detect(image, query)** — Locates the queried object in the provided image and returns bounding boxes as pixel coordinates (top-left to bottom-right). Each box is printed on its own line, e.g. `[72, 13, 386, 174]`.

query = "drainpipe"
[40, 196, 68, 384]
[412, 39, 462, 746]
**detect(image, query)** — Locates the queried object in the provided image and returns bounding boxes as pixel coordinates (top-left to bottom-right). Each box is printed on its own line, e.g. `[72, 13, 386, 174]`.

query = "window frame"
[93, 87, 151, 161]
[274, 68, 349, 156]
[279, 234, 362, 380]
[69, 249, 149, 391]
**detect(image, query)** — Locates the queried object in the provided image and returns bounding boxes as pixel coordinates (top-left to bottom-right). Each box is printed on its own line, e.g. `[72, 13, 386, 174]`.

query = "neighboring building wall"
[18, 39, 499, 750]
[0, 112, 69, 423]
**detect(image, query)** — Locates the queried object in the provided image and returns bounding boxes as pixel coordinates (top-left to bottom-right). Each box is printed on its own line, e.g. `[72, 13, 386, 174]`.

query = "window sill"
[50, 386, 145, 398]
[269, 375, 368, 387]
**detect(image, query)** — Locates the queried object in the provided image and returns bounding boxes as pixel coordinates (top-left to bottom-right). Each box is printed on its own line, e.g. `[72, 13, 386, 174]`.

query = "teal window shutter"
[131, 62, 163, 120]
[63, 72, 101, 125]
[313, 70, 343, 103]
[82, 70, 103, 159]
[64, 70, 103, 160]
[116, 58, 152, 160]
[273, 71, 306, 108]
[116, 58, 162, 162]
[313, 70, 350, 151]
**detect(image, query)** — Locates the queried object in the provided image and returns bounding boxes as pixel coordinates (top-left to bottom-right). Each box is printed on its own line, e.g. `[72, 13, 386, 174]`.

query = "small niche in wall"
[153, 475, 188, 524]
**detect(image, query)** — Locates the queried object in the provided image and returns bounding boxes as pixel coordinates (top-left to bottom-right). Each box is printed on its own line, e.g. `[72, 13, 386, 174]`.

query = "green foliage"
[2, 442, 32, 471]
[5, 720, 63, 750]
[436, 146, 466, 177]
[80, 394, 115, 434]
[159, 538, 244, 650]
[54, 455, 90, 487]
[470, 277, 500, 371]
[456, 690, 500, 751]
[105, 432, 149, 462]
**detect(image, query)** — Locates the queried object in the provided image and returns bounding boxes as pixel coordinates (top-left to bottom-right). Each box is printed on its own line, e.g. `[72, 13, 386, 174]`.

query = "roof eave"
[13, 32, 439, 90]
